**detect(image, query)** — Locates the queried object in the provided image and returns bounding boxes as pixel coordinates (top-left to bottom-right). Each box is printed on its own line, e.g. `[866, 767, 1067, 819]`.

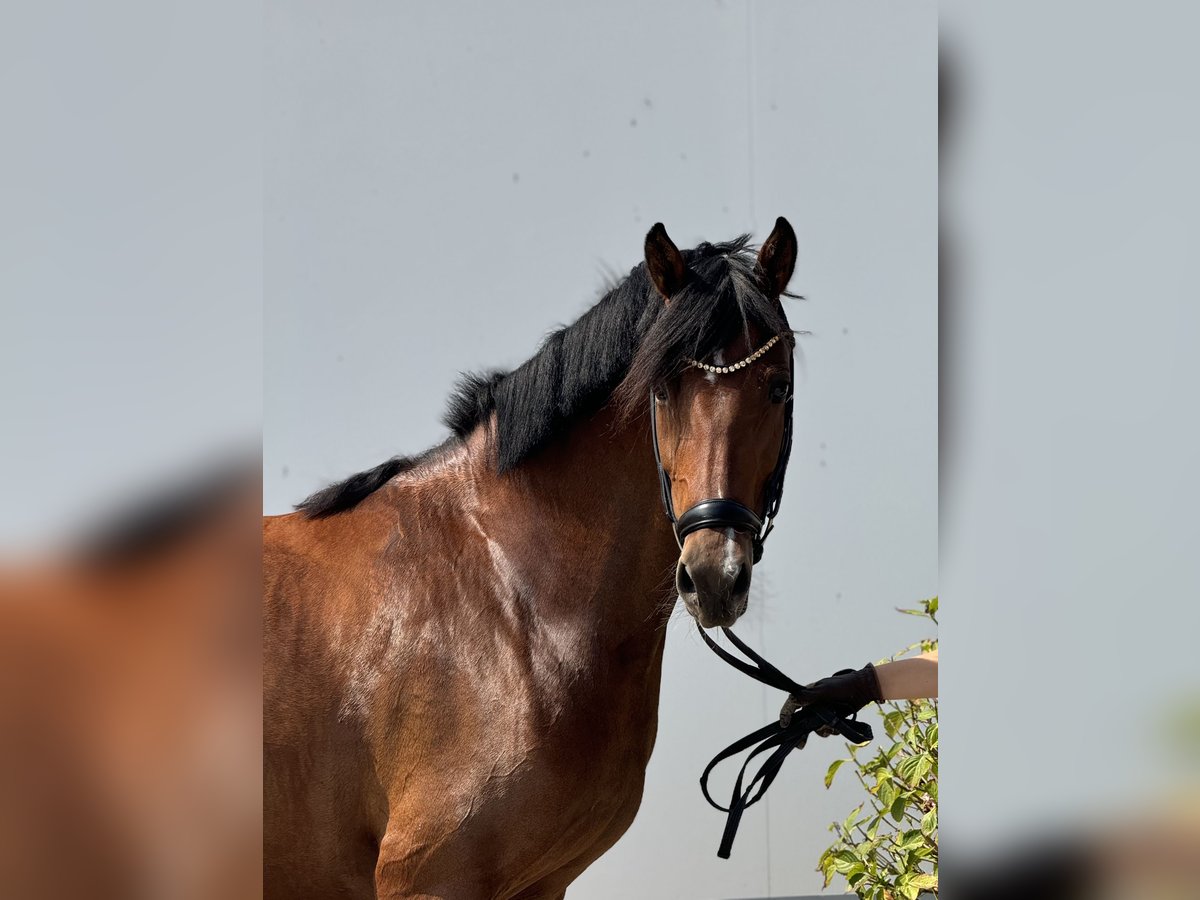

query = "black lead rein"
[649, 331, 873, 857]
[696, 626, 874, 859]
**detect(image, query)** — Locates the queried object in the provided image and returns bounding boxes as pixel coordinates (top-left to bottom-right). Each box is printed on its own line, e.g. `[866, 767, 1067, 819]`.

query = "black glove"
[779, 663, 883, 729]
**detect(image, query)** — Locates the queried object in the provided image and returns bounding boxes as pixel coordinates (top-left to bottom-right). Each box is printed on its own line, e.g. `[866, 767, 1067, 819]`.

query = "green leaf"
[818, 851, 836, 888]
[913, 754, 934, 783]
[866, 814, 882, 840]
[878, 780, 898, 812]
[884, 711, 906, 738]
[921, 808, 938, 836]
[910, 872, 939, 891]
[897, 752, 933, 786]
[842, 803, 864, 835]
[890, 794, 906, 822]
[825, 757, 847, 789]
[927, 597, 938, 616]
[899, 752, 933, 786]
[831, 850, 862, 875]
[895, 829, 925, 851]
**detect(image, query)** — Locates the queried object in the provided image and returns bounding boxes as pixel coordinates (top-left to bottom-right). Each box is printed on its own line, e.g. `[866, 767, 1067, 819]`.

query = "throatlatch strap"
[698, 625, 874, 859]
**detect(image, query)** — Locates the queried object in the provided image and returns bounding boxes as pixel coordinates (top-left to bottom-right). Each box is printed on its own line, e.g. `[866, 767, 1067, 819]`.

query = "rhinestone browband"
[685, 333, 784, 374]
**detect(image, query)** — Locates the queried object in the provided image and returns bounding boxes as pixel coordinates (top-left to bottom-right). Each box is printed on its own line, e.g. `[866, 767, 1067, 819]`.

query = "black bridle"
[651, 334, 875, 859]
[649, 340, 795, 563]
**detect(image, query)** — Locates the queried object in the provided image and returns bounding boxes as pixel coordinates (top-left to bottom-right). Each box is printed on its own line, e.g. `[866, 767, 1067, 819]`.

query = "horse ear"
[644, 223, 687, 301]
[757, 216, 798, 299]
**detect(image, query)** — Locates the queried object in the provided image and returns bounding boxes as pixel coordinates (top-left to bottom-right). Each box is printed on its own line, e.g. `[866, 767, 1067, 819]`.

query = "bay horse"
[264, 217, 799, 899]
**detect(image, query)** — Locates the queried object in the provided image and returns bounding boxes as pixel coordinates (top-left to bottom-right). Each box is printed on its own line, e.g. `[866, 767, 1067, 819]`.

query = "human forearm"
[874, 651, 938, 701]
[778, 649, 938, 728]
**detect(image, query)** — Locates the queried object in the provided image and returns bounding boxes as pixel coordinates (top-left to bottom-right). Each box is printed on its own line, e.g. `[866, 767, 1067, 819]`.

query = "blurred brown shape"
[954, 799, 1200, 900]
[0, 461, 262, 899]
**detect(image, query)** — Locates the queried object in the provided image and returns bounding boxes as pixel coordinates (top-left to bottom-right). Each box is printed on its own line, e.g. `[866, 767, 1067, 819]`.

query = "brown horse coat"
[264, 220, 797, 899]
[266, 410, 679, 899]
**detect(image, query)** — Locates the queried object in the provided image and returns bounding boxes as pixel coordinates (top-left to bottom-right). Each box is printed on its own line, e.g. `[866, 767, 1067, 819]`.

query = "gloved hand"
[779, 663, 883, 729]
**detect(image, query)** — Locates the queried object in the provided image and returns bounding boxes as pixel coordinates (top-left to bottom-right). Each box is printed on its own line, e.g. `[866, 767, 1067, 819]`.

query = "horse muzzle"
[675, 507, 757, 627]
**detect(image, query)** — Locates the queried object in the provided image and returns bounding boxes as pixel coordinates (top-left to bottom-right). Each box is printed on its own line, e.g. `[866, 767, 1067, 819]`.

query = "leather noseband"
[676, 500, 765, 560]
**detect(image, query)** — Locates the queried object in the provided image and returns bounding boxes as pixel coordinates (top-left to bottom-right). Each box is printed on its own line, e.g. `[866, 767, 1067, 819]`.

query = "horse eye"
[653, 384, 670, 404]
[768, 378, 791, 404]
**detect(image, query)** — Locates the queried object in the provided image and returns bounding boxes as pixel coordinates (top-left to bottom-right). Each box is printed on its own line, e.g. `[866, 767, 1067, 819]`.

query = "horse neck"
[468, 400, 680, 642]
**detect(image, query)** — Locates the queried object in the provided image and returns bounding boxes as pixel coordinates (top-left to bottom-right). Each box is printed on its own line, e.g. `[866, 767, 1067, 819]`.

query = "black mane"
[298, 235, 793, 518]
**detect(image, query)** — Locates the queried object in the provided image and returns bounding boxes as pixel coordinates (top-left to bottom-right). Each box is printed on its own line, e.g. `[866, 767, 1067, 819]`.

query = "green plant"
[818, 597, 938, 900]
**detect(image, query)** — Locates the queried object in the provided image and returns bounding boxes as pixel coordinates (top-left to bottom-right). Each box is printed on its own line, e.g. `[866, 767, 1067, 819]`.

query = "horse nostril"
[732, 561, 751, 597]
[676, 561, 696, 596]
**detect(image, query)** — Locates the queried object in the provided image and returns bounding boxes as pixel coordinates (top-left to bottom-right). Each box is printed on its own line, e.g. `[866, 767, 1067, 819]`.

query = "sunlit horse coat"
[264, 220, 798, 899]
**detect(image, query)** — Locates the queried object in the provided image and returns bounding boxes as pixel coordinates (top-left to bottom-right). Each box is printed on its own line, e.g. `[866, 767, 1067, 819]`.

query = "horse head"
[637, 217, 798, 628]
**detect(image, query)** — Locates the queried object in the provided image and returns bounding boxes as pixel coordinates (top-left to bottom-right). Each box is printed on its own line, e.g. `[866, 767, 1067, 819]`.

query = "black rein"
[648, 336, 874, 858]
[696, 625, 873, 859]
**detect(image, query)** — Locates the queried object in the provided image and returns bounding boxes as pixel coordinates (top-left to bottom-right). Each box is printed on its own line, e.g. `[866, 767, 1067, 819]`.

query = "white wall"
[264, 2, 936, 896]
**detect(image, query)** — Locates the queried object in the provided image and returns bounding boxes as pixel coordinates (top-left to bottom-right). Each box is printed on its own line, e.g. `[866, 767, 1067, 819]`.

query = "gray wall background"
[2, 0, 261, 550]
[264, 2, 936, 897]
